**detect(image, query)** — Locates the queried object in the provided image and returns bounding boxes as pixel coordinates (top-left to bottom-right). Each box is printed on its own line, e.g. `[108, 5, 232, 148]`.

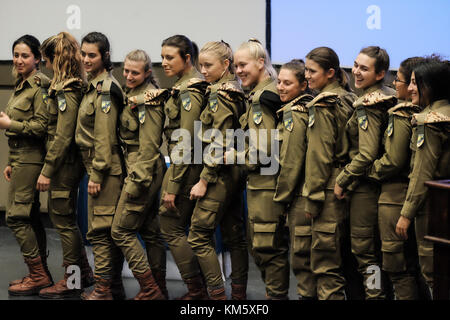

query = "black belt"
[8, 138, 44, 149]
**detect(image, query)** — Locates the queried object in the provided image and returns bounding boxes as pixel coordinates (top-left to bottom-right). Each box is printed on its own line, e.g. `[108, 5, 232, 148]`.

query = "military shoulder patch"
[180, 90, 191, 111]
[356, 106, 368, 130]
[56, 91, 67, 112]
[138, 104, 146, 124]
[208, 91, 219, 113]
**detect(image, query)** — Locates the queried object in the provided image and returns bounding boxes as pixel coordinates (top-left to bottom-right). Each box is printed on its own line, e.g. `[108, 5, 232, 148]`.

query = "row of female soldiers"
[0, 31, 449, 301]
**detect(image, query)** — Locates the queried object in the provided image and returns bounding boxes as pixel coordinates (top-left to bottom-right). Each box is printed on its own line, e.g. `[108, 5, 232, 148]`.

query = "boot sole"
[8, 283, 53, 297]
[39, 290, 83, 300]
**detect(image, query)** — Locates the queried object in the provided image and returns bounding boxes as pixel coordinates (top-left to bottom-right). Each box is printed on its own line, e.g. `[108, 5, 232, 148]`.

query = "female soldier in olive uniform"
[335, 46, 397, 300]
[111, 49, 167, 300]
[0, 35, 52, 296]
[302, 47, 356, 300]
[367, 57, 425, 300]
[398, 57, 450, 297]
[188, 41, 248, 300]
[158, 35, 209, 300]
[75, 32, 126, 300]
[273, 59, 315, 299]
[36, 32, 94, 300]
[233, 39, 288, 300]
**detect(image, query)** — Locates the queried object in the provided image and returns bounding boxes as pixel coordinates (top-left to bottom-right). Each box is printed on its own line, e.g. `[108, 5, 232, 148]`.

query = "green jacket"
[124, 83, 168, 197]
[273, 93, 313, 204]
[199, 73, 245, 184]
[400, 99, 450, 220]
[75, 70, 125, 184]
[238, 77, 282, 184]
[302, 81, 356, 216]
[41, 78, 84, 178]
[6, 70, 49, 139]
[164, 68, 208, 195]
[336, 83, 397, 190]
[367, 101, 422, 182]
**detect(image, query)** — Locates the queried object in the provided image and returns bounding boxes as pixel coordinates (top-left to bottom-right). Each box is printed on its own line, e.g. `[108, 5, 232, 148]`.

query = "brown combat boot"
[80, 275, 113, 300]
[208, 286, 227, 300]
[176, 275, 209, 300]
[153, 270, 169, 300]
[8, 256, 53, 296]
[133, 269, 166, 300]
[79, 249, 94, 288]
[39, 263, 82, 299]
[9, 253, 52, 287]
[231, 283, 247, 300]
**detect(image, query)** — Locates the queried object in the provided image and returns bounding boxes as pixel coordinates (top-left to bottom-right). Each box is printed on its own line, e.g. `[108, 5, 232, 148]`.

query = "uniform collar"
[362, 82, 383, 96]
[430, 99, 450, 111]
[321, 80, 341, 94]
[174, 68, 202, 87]
[250, 76, 274, 95]
[15, 69, 37, 92]
[126, 81, 154, 96]
[88, 70, 109, 91]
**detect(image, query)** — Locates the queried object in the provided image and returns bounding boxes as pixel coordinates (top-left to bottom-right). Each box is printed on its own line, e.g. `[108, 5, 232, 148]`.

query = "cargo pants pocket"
[381, 240, 406, 273]
[312, 222, 337, 251]
[351, 226, 375, 256]
[191, 198, 221, 231]
[294, 225, 312, 254]
[50, 190, 73, 216]
[8, 192, 34, 220]
[92, 206, 115, 231]
[118, 201, 145, 231]
[252, 222, 277, 250]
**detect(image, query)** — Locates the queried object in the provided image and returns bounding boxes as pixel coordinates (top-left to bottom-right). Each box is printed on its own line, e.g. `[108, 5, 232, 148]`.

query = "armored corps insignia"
[138, 105, 145, 124]
[417, 125, 425, 148]
[101, 100, 111, 113]
[57, 93, 66, 112]
[284, 118, 293, 132]
[253, 111, 262, 124]
[387, 115, 393, 137]
[181, 92, 191, 111]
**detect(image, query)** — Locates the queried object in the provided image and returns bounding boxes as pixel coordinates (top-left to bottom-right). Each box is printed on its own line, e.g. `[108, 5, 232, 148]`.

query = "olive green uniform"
[43, 78, 85, 266]
[302, 81, 356, 300]
[400, 99, 450, 292]
[367, 101, 422, 299]
[75, 70, 125, 278]
[159, 69, 208, 281]
[273, 93, 315, 298]
[5, 71, 49, 260]
[239, 78, 288, 299]
[111, 82, 168, 276]
[187, 73, 248, 290]
[336, 83, 397, 299]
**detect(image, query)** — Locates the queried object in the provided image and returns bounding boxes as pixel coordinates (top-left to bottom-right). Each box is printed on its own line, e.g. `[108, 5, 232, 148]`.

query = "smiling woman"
[75, 31, 127, 300]
[0, 35, 52, 297]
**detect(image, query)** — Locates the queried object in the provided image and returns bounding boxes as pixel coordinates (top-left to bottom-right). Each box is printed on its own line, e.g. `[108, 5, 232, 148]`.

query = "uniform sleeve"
[303, 106, 337, 216]
[274, 112, 308, 204]
[400, 125, 445, 220]
[124, 104, 165, 197]
[199, 95, 235, 184]
[336, 107, 384, 189]
[90, 93, 122, 184]
[41, 90, 81, 178]
[166, 89, 204, 195]
[8, 88, 48, 138]
[368, 116, 411, 181]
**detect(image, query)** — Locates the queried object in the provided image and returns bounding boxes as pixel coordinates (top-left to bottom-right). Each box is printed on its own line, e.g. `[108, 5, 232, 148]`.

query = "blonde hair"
[125, 49, 159, 88]
[40, 32, 85, 85]
[200, 40, 234, 73]
[237, 38, 277, 80]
